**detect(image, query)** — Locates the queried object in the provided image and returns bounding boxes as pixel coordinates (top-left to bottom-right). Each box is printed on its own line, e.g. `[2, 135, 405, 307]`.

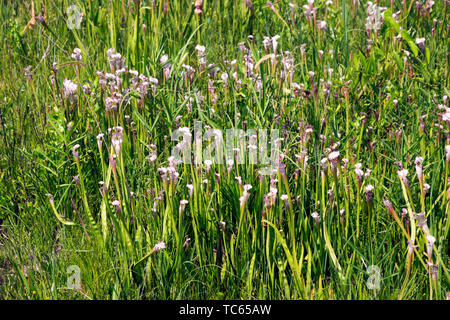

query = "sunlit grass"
[0, 0, 448, 300]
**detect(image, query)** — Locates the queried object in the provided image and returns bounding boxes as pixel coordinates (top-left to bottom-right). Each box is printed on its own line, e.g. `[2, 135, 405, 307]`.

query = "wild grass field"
[0, 0, 449, 300]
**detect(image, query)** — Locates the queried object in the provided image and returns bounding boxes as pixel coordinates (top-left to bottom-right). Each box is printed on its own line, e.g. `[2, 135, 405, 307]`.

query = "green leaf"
[393, 51, 403, 71]
[383, 9, 400, 34]
[400, 30, 419, 57]
[425, 47, 430, 64]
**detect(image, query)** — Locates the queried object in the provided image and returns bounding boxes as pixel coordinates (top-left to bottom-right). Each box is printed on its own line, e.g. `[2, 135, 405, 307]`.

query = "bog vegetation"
[0, 0, 449, 299]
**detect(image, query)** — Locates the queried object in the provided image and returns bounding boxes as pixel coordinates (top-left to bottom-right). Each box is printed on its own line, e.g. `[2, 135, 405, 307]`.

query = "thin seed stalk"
[398, 180, 416, 299]
[75, 160, 101, 242]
